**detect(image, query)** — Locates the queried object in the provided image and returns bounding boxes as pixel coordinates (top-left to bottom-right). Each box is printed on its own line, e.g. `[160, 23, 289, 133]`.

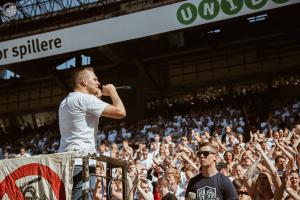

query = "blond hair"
[71, 67, 94, 89]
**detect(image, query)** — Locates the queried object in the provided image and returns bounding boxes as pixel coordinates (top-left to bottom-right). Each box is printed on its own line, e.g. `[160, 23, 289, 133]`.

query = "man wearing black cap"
[185, 142, 238, 200]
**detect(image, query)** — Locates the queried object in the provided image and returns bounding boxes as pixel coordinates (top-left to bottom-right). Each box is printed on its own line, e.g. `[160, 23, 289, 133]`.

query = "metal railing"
[81, 154, 129, 200]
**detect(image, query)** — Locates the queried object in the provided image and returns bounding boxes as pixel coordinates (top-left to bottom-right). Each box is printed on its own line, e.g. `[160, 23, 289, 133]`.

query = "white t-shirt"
[140, 157, 153, 170]
[16, 153, 31, 158]
[58, 92, 108, 155]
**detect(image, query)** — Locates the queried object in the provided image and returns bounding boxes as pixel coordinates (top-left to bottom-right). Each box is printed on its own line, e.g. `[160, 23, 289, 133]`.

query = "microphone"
[115, 86, 132, 90]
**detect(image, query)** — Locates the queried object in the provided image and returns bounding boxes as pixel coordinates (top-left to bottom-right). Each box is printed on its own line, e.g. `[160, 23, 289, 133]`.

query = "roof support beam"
[134, 58, 160, 91]
[50, 69, 72, 92]
[97, 46, 124, 64]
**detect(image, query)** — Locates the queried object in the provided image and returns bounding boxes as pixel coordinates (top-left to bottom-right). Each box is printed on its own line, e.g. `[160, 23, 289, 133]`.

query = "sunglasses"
[238, 191, 248, 195]
[197, 151, 215, 157]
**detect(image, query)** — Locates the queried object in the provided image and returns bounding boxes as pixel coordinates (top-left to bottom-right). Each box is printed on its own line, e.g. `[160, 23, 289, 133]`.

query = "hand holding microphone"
[101, 85, 132, 96]
[101, 84, 117, 97]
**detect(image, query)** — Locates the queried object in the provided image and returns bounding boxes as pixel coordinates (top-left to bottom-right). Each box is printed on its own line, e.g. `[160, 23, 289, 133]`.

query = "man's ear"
[80, 78, 87, 87]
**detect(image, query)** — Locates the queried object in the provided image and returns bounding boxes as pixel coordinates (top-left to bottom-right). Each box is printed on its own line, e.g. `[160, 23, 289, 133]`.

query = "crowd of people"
[0, 122, 59, 159]
[93, 123, 300, 199]
[0, 68, 300, 200]
[0, 92, 300, 199]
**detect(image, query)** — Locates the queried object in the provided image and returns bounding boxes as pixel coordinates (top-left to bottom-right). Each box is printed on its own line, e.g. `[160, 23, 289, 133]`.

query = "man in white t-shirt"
[58, 67, 126, 200]
[16, 147, 31, 158]
[140, 148, 153, 171]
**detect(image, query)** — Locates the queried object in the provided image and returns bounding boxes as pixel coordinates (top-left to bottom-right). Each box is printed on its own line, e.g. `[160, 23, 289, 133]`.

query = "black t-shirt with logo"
[186, 172, 238, 200]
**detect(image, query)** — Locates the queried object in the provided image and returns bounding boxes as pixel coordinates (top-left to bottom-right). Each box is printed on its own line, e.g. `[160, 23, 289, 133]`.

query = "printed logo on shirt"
[196, 186, 219, 200]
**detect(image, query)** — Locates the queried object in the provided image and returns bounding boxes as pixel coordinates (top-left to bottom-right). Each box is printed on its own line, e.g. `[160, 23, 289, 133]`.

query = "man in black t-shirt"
[186, 142, 238, 200]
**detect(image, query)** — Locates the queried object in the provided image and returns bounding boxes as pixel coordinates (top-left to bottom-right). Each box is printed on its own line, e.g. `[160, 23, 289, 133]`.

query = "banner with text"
[0, 0, 298, 66]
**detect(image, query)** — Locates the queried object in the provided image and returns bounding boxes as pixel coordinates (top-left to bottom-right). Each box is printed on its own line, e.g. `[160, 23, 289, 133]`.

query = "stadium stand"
[0, 0, 300, 199]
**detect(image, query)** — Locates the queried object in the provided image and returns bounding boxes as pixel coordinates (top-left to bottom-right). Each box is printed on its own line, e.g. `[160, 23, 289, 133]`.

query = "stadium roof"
[0, 0, 299, 118]
[0, 1, 299, 88]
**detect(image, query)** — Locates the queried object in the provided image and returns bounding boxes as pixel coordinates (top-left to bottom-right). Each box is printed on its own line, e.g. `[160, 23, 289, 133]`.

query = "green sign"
[199, 0, 220, 20]
[221, 0, 243, 15]
[177, 0, 292, 25]
[177, 3, 198, 25]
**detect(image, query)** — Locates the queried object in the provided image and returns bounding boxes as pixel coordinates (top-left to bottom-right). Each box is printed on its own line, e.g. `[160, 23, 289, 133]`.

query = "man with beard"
[186, 142, 238, 200]
[58, 67, 126, 199]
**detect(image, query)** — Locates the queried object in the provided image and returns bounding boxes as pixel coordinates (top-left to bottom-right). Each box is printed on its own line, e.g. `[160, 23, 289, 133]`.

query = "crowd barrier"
[81, 154, 129, 200]
[0, 152, 128, 200]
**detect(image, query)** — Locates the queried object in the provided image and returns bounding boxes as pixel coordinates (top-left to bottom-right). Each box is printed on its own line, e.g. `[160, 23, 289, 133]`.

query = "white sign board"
[0, 0, 298, 66]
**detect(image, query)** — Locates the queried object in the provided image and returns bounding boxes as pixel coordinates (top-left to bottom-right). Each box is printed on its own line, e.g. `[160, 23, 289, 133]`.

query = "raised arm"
[244, 152, 262, 179]
[267, 145, 275, 159]
[275, 140, 295, 171]
[276, 140, 294, 161]
[292, 130, 300, 149]
[286, 188, 300, 199]
[216, 136, 228, 151]
[136, 180, 153, 200]
[255, 143, 281, 190]
[284, 130, 293, 145]
[273, 172, 287, 200]
[126, 174, 138, 200]
[101, 84, 126, 119]
[181, 153, 199, 173]
[243, 152, 262, 197]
